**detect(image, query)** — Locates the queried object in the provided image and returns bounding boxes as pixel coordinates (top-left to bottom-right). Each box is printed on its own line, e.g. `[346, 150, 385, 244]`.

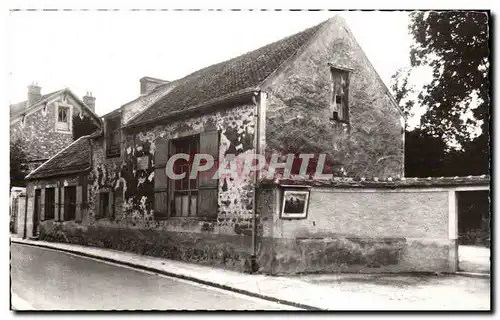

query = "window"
[64, 186, 76, 221]
[99, 193, 109, 218]
[98, 191, 114, 220]
[56, 105, 71, 131]
[153, 131, 219, 220]
[106, 117, 121, 157]
[330, 68, 350, 123]
[171, 135, 199, 217]
[58, 106, 69, 122]
[44, 188, 55, 220]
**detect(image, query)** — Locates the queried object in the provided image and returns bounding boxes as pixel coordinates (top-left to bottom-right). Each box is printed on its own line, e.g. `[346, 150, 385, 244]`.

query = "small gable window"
[56, 105, 71, 132]
[58, 106, 69, 122]
[330, 67, 350, 123]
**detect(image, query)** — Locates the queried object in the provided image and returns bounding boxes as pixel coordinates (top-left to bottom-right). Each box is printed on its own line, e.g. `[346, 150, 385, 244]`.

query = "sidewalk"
[10, 237, 490, 311]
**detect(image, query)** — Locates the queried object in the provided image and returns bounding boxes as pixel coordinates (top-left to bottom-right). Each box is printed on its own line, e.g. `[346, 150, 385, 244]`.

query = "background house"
[10, 85, 102, 181]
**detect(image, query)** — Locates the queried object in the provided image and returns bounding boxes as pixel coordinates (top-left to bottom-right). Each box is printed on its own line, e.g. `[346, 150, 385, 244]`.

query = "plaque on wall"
[136, 156, 150, 170]
[280, 186, 311, 219]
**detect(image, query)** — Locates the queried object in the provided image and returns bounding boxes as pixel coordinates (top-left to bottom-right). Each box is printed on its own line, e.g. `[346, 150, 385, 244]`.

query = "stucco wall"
[257, 186, 455, 275]
[263, 18, 404, 178]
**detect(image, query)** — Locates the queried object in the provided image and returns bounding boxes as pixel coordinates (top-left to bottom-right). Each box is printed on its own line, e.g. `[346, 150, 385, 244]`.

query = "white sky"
[6, 10, 415, 118]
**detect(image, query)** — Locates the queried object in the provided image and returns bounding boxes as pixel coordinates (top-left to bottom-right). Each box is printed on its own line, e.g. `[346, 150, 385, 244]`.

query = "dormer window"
[330, 67, 350, 123]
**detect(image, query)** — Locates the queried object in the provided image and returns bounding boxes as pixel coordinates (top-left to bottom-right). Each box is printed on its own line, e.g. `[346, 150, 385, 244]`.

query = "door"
[33, 190, 41, 237]
[65, 186, 76, 221]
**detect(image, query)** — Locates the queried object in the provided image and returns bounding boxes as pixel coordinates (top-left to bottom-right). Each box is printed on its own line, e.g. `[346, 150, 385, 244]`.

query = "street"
[10, 243, 295, 311]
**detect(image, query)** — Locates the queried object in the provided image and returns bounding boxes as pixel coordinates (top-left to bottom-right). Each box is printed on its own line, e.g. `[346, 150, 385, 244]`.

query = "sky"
[6, 10, 419, 122]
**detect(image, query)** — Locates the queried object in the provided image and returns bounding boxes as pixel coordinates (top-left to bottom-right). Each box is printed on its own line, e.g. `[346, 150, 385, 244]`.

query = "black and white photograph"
[6, 5, 491, 312]
[281, 190, 310, 219]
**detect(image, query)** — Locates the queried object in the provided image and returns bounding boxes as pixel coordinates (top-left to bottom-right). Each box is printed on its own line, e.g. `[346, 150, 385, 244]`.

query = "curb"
[455, 271, 490, 279]
[11, 240, 320, 311]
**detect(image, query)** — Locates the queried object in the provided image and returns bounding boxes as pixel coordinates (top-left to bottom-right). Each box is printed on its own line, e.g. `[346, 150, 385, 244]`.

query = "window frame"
[64, 186, 77, 221]
[170, 135, 200, 218]
[44, 187, 56, 220]
[329, 65, 352, 124]
[97, 190, 115, 220]
[55, 102, 72, 133]
[106, 116, 121, 158]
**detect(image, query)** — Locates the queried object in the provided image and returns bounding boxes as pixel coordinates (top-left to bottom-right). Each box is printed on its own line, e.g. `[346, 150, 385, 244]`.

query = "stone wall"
[263, 17, 404, 178]
[257, 185, 455, 275]
[36, 103, 260, 272]
[25, 173, 88, 238]
[10, 94, 99, 166]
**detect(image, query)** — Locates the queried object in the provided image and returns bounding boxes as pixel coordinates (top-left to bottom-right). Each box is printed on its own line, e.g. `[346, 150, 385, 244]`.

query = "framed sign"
[280, 187, 311, 219]
[136, 156, 150, 170]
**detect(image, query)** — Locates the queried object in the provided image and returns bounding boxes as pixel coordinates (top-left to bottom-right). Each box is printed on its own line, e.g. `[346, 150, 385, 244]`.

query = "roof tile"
[27, 136, 91, 179]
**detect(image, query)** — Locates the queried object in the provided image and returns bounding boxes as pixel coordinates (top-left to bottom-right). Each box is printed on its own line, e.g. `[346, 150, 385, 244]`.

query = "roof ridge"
[259, 19, 330, 89]
[128, 18, 329, 126]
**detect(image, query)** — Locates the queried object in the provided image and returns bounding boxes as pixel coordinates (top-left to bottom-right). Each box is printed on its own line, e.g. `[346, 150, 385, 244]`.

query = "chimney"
[27, 83, 42, 106]
[83, 91, 96, 113]
[140, 76, 169, 95]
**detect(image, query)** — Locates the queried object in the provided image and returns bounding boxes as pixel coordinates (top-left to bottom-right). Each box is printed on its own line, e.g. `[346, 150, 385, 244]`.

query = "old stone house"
[23, 16, 487, 275]
[10, 85, 101, 173]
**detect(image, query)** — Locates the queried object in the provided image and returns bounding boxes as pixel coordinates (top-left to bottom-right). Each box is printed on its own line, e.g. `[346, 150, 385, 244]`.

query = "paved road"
[10, 243, 295, 311]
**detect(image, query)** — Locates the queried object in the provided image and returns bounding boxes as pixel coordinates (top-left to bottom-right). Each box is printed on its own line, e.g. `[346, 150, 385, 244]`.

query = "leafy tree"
[392, 11, 490, 176]
[10, 138, 28, 187]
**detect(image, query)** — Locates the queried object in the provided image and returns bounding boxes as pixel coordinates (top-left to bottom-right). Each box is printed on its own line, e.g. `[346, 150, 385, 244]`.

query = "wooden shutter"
[339, 72, 349, 122]
[154, 139, 169, 216]
[59, 187, 65, 221]
[53, 188, 59, 221]
[198, 130, 219, 218]
[108, 191, 115, 219]
[40, 189, 46, 221]
[75, 186, 83, 222]
[97, 192, 102, 219]
[199, 130, 219, 188]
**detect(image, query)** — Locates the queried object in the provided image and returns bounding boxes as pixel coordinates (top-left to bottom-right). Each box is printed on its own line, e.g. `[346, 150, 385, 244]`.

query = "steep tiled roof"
[26, 135, 92, 180]
[128, 20, 326, 126]
[10, 89, 63, 119]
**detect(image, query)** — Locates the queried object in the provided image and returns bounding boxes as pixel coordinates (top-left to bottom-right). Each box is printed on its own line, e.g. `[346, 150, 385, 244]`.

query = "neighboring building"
[22, 16, 487, 275]
[10, 85, 102, 173]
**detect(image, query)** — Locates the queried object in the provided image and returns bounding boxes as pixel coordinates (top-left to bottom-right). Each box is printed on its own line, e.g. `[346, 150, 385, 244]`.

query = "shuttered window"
[330, 68, 349, 123]
[171, 135, 199, 217]
[154, 139, 169, 218]
[153, 131, 219, 220]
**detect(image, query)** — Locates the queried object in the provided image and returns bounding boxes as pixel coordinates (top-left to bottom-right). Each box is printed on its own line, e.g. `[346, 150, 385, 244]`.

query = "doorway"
[65, 186, 76, 221]
[457, 190, 490, 273]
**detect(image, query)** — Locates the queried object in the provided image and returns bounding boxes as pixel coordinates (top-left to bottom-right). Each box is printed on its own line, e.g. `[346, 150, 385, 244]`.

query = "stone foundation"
[39, 221, 254, 273]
